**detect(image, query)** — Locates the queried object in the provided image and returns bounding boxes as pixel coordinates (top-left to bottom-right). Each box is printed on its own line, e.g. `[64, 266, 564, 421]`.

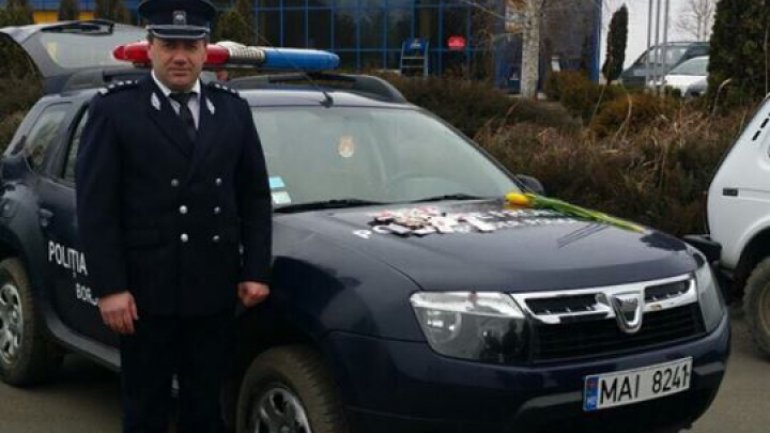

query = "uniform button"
[212, 235, 220, 243]
[179, 205, 188, 215]
[180, 233, 189, 243]
[213, 206, 221, 215]
[171, 178, 180, 187]
[215, 178, 223, 186]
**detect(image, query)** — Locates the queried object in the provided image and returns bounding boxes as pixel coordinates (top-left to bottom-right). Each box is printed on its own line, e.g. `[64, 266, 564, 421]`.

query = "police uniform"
[74, 1, 271, 432]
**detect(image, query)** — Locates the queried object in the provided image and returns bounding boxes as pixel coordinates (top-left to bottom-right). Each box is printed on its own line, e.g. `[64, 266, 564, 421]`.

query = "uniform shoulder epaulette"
[98, 79, 140, 96]
[207, 81, 240, 97]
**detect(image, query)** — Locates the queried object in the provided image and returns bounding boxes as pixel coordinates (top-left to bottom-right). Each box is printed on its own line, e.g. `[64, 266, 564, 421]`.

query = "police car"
[0, 21, 729, 433]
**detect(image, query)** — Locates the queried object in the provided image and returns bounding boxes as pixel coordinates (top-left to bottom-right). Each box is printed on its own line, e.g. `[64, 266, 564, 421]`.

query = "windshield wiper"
[275, 198, 384, 213]
[409, 193, 490, 203]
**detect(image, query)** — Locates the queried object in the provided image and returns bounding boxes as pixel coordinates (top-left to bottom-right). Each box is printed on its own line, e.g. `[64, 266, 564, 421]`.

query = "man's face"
[148, 37, 207, 92]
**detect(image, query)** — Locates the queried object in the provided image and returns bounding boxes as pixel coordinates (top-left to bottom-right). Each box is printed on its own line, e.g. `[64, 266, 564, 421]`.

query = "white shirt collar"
[151, 70, 201, 99]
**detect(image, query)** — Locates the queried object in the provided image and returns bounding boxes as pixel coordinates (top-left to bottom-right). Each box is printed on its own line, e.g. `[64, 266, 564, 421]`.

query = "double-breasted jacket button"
[212, 235, 220, 243]
[213, 206, 221, 215]
[179, 205, 188, 215]
[171, 178, 180, 187]
[215, 177, 223, 186]
[180, 233, 189, 243]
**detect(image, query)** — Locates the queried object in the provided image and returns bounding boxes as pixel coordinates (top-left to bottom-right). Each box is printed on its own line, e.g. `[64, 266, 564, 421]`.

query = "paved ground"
[0, 309, 768, 433]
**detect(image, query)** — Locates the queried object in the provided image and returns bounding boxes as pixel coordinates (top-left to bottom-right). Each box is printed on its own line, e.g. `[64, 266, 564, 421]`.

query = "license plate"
[583, 358, 692, 411]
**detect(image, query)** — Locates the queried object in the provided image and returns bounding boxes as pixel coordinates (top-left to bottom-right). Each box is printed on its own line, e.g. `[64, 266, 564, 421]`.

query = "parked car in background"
[655, 56, 709, 96]
[685, 78, 708, 98]
[621, 42, 709, 88]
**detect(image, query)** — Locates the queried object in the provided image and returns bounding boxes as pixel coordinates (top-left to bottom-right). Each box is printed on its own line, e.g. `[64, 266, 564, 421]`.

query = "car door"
[35, 99, 117, 347]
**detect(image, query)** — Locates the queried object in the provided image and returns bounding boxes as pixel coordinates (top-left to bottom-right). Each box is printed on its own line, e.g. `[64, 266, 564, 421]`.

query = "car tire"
[0, 257, 62, 385]
[236, 345, 349, 433]
[744, 257, 770, 357]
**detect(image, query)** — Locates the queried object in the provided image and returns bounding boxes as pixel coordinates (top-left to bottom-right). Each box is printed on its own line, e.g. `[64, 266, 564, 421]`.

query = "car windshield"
[252, 106, 519, 207]
[669, 57, 708, 76]
[37, 29, 146, 68]
[637, 46, 689, 67]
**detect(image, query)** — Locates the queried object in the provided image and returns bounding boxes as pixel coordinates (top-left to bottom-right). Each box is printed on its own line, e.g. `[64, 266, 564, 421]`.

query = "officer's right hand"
[98, 291, 139, 335]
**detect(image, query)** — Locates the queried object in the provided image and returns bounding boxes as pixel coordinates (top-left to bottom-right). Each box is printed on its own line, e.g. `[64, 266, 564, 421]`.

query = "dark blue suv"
[0, 21, 729, 433]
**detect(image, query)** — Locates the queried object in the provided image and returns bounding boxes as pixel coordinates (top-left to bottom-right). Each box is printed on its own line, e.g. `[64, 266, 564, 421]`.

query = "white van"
[690, 96, 770, 355]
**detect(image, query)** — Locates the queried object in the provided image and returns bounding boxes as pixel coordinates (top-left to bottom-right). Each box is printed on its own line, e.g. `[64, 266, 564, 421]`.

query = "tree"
[212, 8, 253, 44]
[521, 0, 546, 99]
[708, 0, 770, 104]
[676, 0, 717, 41]
[601, 5, 628, 83]
[4, 0, 33, 25]
[212, 0, 256, 44]
[58, 0, 80, 21]
[94, 0, 131, 24]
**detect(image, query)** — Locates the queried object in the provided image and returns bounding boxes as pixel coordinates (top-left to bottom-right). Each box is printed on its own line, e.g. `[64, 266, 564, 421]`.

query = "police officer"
[75, 0, 272, 431]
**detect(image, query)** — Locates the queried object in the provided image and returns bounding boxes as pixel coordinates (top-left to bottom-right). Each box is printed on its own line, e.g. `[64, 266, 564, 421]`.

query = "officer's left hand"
[238, 281, 270, 307]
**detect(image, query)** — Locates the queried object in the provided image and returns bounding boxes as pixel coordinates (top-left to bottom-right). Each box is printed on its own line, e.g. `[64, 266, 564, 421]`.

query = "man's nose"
[170, 50, 188, 63]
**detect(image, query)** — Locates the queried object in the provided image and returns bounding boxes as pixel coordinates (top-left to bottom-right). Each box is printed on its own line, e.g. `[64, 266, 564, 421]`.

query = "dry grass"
[477, 105, 753, 236]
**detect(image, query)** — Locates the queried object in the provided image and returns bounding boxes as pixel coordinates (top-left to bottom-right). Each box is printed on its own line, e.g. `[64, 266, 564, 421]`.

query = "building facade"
[5, 1, 602, 85]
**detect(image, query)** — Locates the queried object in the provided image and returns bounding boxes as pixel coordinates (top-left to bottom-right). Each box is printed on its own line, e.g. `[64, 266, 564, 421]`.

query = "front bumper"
[324, 314, 730, 433]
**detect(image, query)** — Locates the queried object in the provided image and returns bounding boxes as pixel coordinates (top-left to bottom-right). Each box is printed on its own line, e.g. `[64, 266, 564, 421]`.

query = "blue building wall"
[6, 1, 601, 83]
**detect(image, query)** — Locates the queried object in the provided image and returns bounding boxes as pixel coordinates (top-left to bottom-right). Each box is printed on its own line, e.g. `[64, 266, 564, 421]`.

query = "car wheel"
[236, 345, 349, 433]
[0, 257, 62, 385]
[744, 257, 770, 357]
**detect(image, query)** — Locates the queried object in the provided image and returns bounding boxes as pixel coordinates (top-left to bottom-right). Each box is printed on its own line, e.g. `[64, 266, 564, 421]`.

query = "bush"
[0, 111, 25, 153]
[589, 92, 680, 138]
[476, 105, 750, 236]
[544, 71, 623, 123]
[381, 74, 577, 138]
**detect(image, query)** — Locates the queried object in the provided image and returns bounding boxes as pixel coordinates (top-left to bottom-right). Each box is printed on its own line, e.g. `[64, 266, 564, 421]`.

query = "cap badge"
[172, 10, 187, 26]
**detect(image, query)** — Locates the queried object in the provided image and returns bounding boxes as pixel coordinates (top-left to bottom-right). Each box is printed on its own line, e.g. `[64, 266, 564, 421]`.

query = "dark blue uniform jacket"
[75, 75, 272, 316]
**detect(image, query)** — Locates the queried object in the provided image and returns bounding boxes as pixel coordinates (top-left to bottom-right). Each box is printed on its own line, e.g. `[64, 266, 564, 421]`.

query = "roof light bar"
[112, 41, 340, 72]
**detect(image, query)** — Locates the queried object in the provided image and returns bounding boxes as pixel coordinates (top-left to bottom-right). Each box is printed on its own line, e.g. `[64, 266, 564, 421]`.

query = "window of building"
[257, 10, 282, 46]
[387, 8, 412, 50]
[283, 9, 307, 47]
[334, 9, 357, 49]
[308, 8, 332, 48]
[359, 7, 385, 49]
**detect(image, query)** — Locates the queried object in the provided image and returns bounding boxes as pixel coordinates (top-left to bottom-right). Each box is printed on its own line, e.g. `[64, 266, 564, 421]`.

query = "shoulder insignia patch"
[207, 81, 240, 97]
[99, 80, 139, 96]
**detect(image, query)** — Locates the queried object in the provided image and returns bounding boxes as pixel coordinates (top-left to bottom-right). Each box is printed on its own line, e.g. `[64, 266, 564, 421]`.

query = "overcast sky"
[600, 0, 699, 68]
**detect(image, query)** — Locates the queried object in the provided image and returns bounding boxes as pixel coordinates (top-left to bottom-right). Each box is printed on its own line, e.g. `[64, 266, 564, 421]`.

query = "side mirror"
[516, 174, 546, 196]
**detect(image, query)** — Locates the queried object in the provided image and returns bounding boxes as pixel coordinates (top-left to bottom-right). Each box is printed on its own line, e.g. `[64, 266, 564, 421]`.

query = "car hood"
[277, 200, 696, 293]
[664, 75, 706, 93]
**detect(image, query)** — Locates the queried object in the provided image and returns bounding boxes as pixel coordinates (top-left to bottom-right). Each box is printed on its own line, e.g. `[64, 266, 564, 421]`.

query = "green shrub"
[381, 74, 577, 138]
[544, 70, 623, 123]
[0, 76, 42, 118]
[0, 111, 25, 153]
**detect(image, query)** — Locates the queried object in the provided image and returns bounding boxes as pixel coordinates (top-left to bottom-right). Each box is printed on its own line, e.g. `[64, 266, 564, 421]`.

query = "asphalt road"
[0, 309, 768, 433]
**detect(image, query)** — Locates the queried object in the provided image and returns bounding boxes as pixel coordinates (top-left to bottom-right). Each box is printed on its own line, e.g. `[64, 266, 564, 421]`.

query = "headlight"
[410, 292, 528, 363]
[694, 257, 726, 333]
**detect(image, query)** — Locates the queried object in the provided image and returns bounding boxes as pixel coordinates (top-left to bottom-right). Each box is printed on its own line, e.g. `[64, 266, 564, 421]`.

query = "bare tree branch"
[675, 0, 716, 41]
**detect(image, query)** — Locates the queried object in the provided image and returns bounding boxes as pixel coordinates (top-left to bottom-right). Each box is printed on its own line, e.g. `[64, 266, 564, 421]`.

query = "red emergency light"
[112, 41, 340, 71]
[112, 41, 233, 67]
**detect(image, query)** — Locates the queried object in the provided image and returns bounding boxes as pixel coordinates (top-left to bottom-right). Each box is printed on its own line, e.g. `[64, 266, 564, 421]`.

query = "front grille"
[529, 304, 705, 362]
[526, 294, 598, 315]
[645, 280, 690, 302]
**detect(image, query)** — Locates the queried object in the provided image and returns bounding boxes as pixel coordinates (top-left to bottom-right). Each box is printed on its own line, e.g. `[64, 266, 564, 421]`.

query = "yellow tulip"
[505, 192, 532, 207]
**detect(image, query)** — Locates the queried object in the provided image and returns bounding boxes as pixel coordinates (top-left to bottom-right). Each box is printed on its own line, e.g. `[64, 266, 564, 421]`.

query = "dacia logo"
[610, 291, 644, 334]
[173, 10, 187, 26]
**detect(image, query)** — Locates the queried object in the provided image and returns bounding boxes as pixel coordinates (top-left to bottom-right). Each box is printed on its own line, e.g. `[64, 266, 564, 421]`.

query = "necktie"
[169, 92, 197, 144]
